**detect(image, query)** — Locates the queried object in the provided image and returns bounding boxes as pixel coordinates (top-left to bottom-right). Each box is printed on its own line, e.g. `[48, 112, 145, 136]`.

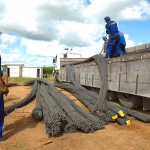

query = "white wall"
[22, 67, 42, 78]
[8, 66, 20, 77]
[6, 65, 43, 78]
[55, 53, 81, 70]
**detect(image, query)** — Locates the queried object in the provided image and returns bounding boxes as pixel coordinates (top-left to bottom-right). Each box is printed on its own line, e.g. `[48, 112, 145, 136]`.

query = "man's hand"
[0, 77, 9, 96]
[0, 79, 5, 85]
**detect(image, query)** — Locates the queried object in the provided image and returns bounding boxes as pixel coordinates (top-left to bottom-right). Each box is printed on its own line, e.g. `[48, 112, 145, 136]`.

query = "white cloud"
[3, 0, 37, 31]
[120, 0, 150, 20]
[1, 52, 21, 64]
[1, 33, 17, 44]
[0, 44, 7, 49]
[58, 21, 102, 47]
[21, 37, 64, 57]
[0, 0, 150, 66]
[1, 0, 149, 42]
[124, 34, 135, 47]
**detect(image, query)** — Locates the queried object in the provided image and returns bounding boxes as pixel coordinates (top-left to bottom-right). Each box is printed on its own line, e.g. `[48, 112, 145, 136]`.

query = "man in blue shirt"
[104, 16, 121, 58]
[103, 36, 108, 51]
[100, 36, 108, 54]
[119, 31, 127, 55]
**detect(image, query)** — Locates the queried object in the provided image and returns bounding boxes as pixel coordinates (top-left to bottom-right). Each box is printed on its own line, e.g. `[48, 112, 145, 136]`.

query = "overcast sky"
[0, 0, 150, 67]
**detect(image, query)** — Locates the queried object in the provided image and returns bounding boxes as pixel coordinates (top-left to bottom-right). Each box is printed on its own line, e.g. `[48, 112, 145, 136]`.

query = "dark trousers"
[106, 32, 121, 58]
[109, 38, 120, 57]
[0, 96, 4, 137]
[120, 43, 127, 54]
[106, 38, 121, 57]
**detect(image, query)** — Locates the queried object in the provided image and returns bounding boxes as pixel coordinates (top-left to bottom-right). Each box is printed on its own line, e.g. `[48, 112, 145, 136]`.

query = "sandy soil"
[0, 85, 150, 150]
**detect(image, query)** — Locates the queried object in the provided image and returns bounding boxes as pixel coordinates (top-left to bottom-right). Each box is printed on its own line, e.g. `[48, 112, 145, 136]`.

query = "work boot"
[0, 136, 7, 141]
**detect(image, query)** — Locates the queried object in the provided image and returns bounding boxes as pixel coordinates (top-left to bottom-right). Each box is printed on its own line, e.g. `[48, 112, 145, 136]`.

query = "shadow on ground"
[3, 117, 40, 138]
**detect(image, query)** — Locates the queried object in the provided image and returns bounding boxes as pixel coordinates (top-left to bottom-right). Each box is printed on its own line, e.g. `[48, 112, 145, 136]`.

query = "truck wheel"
[106, 91, 118, 101]
[53, 72, 59, 82]
[117, 93, 142, 109]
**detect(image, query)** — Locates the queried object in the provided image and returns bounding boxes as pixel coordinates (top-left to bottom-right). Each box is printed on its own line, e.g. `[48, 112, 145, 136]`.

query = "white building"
[2, 64, 43, 78]
[53, 49, 82, 70]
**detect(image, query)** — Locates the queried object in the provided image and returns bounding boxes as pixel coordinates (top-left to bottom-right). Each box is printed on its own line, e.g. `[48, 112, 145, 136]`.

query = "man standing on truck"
[101, 32, 127, 56]
[104, 16, 121, 58]
[119, 31, 127, 55]
[100, 36, 108, 54]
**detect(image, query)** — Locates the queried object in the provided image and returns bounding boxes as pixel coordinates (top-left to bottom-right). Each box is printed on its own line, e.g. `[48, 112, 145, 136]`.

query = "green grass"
[12, 143, 22, 148]
[7, 75, 53, 85]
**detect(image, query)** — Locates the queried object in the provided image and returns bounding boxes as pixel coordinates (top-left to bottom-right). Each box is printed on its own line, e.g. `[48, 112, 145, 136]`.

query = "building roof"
[2, 64, 43, 68]
[2, 64, 24, 66]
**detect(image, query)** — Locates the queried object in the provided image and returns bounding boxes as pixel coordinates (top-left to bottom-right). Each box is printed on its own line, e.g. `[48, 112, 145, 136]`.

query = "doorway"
[37, 69, 40, 78]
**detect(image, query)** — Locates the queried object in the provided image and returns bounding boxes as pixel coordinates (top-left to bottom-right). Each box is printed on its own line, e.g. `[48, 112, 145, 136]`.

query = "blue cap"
[104, 16, 110, 21]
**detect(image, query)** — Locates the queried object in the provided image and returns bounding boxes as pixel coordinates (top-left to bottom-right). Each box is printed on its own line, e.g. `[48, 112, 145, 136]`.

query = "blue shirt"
[119, 32, 126, 46]
[105, 20, 119, 36]
[103, 39, 108, 49]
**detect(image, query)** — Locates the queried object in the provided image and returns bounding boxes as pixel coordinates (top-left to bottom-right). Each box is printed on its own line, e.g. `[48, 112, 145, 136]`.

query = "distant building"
[2, 64, 43, 78]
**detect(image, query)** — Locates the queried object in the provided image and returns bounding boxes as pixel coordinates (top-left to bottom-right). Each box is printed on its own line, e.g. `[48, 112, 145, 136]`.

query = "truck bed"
[59, 43, 150, 99]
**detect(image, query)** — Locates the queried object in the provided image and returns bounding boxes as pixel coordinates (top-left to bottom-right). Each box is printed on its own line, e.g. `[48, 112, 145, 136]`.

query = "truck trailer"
[54, 43, 150, 110]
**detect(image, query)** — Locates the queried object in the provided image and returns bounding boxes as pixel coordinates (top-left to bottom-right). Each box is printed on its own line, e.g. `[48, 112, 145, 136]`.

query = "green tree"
[43, 66, 54, 75]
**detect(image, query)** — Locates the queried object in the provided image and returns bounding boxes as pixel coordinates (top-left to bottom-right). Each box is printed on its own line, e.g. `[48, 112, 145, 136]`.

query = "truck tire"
[53, 72, 59, 82]
[106, 91, 118, 101]
[117, 93, 142, 109]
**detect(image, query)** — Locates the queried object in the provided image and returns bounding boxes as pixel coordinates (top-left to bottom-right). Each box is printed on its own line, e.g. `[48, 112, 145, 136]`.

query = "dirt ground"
[0, 85, 150, 150]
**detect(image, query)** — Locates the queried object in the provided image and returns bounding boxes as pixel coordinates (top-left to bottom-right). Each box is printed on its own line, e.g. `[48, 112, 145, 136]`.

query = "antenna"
[64, 48, 73, 53]
[70, 49, 73, 53]
[64, 48, 69, 54]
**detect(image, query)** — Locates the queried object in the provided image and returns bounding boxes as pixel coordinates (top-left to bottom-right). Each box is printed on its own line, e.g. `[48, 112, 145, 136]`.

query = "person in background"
[119, 31, 127, 55]
[104, 16, 121, 58]
[100, 36, 108, 54]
